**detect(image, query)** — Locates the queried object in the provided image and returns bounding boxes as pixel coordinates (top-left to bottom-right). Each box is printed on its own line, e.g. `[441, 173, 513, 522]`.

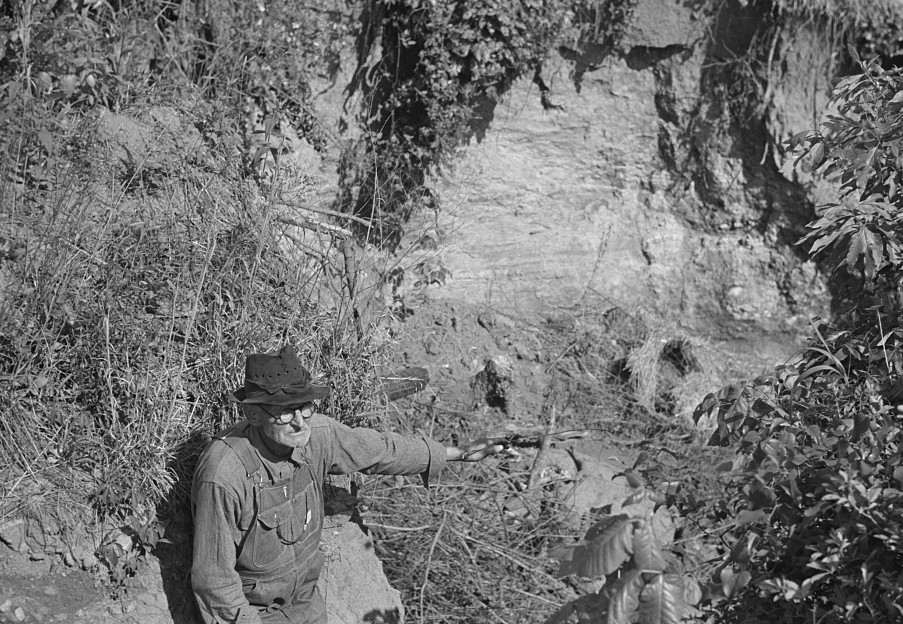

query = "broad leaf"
[682, 576, 702, 606]
[894, 466, 903, 489]
[844, 227, 865, 270]
[792, 364, 845, 392]
[631, 519, 667, 572]
[636, 573, 690, 624]
[720, 567, 751, 599]
[605, 569, 644, 624]
[622, 489, 665, 508]
[542, 601, 576, 624]
[543, 593, 609, 624]
[555, 515, 634, 579]
[623, 471, 644, 488]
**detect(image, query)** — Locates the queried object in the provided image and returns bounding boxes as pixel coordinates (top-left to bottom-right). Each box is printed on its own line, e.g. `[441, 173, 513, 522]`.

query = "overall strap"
[216, 422, 264, 481]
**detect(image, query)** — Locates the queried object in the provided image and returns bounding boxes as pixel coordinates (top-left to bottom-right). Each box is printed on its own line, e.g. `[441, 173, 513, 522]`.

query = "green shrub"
[789, 51, 903, 307]
[547, 484, 701, 624]
[689, 55, 903, 623]
[0, 0, 167, 111]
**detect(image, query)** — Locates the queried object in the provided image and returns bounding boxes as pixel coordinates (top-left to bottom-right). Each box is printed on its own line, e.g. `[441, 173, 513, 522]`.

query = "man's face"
[247, 402, 316, 452]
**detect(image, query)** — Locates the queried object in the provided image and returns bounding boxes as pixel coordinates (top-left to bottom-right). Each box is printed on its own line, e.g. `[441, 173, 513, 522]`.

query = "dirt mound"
[0, 513, 402, 624]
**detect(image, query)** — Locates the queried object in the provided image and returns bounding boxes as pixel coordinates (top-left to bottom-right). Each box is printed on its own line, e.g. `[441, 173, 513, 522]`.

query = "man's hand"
[446, 437, 507, 462]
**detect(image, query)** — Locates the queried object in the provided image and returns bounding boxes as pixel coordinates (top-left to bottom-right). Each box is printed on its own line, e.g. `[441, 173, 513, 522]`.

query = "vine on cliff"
[339, 0, 570, 246]
[339, 0, 637, 248]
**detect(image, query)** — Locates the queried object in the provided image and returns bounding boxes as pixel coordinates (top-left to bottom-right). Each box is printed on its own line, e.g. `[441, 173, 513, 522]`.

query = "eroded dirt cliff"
[303, 0, 843, 346]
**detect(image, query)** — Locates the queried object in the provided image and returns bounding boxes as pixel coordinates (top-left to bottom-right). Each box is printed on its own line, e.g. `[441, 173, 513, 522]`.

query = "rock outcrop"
[303, 0, 846, 347]
[419, 0, 832, 341]
[319, 520, 403, 624]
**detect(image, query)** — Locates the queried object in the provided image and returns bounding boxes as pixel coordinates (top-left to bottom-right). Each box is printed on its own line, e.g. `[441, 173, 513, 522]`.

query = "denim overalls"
[219, 430, 326, 623]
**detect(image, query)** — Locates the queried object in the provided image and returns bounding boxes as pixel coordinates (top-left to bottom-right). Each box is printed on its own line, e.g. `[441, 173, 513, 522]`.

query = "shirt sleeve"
[320, 417, 447, 486]
[191, 481, 263, 624]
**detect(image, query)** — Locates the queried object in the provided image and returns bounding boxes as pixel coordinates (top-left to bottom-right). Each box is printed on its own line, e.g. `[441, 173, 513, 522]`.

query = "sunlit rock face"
[419, 0, 833, 342]
[303, 0, 838, 344]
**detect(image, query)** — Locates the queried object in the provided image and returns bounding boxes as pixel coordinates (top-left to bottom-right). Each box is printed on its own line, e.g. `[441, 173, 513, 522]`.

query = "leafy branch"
[685, 52, 903, 624]
[545, 487, 701, 624]
[788, 50, 903, 298]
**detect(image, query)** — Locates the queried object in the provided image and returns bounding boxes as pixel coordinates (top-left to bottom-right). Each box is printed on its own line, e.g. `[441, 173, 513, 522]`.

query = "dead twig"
[366, 523, 433, 533]
[419, 511, 448, 617]
[509, 585, 564, 608]
[276, 215, 352, 238]
[461, 532, 567, 590]
[528, 405, 557, 490]
[275, 199, 373, 228]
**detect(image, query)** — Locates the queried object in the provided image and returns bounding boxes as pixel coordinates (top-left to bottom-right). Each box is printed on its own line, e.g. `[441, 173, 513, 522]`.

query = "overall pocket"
[251, 498, 293, 567]
[278, 482, 313, 545]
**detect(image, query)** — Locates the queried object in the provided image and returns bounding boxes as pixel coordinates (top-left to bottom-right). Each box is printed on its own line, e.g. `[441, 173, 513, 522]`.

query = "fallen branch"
[509, 585, 564, 608]
[420, 511, 448, 616]
[275, 199, 373, 228]
[276, 215, 352, 238]
[451, 528, 567, 590]
[366, 522, 433, 533]
[528, 405, 557, 490]
[283, 232, 329, 263]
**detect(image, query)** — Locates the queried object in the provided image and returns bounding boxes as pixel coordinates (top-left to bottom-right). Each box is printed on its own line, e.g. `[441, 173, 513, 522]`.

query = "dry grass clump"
[539, 305, 777, 439]
[772, 0, 903, 22]
[769, 0, 903, 64]
[625, 330, 733, 423]
[0, 0, 425, 592]
[536, 307, 645, 437]
[361, 426, 580, 624]
[537, 305, 764, 510]
[359, 302, 772, 624]
[0, 92, 388, 549]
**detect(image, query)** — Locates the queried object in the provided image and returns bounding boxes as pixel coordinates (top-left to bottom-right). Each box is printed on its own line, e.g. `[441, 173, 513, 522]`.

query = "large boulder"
[319, 519, 403, 624]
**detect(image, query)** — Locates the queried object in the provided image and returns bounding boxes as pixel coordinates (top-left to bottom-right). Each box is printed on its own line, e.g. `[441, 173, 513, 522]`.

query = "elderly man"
[191, 346, 502, 624]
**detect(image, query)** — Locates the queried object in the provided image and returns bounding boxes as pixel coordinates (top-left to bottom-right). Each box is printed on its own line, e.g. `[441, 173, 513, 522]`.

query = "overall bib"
[220, 432, 326, 624]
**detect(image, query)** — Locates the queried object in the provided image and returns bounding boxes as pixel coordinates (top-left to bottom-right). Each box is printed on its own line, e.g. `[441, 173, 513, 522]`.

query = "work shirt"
[191, 413, 447, 624]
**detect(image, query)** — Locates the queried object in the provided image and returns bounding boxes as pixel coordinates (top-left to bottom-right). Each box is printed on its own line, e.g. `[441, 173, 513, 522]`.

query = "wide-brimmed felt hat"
[230, 345, 330, 407]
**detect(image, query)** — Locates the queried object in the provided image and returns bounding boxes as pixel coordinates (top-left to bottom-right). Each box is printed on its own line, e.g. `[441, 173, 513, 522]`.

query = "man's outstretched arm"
[314, 415, 504, 484]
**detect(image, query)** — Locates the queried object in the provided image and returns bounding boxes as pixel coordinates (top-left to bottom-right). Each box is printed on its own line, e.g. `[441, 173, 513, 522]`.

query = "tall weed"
[0, 91, 389, 560]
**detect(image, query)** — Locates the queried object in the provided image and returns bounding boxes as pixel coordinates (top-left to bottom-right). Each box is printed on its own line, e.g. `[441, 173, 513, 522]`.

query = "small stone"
[42, 587, 57, 596]
[0, 599, 11, 613]
[74, 610, 83, 618]
[59, 75, 78, 95]
[63, 552, 76, 568]
[0, 519, 26, 552]
[36, 72, 52, 92]
[12, 607, 25, 621]
[80, 553, 98, 569]
[114, 532, 133, 554]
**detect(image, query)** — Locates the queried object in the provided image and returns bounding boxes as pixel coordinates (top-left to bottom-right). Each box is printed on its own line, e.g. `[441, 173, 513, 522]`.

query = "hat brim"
[230, 384, 330, 406]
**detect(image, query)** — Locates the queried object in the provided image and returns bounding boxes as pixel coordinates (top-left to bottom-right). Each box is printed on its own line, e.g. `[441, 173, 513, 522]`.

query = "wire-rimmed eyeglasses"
[258, 402, 316, 424]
